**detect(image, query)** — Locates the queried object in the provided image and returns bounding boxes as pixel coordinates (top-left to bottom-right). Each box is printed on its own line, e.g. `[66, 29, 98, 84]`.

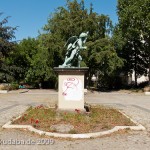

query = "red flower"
[35, 119, 39, 124]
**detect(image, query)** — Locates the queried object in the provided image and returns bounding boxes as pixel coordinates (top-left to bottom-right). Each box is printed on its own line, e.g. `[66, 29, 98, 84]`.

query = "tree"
[40, 0, 123, 89]
[10, 38, 38, 83]
[0, 13, 17, 82]
[115, 0, 150, 86]
[25, 35, 58, 88]
[8, 0, 123, 89]
[87, 37, 124, 89]
[9, 35, 58, 88]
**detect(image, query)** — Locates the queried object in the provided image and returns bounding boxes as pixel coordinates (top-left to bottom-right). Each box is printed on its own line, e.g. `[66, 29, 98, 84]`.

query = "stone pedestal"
[54, 67, 88, 111]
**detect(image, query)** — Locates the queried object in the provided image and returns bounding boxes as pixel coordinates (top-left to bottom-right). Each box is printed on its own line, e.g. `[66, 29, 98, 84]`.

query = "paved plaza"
[0, 89, 150, 150]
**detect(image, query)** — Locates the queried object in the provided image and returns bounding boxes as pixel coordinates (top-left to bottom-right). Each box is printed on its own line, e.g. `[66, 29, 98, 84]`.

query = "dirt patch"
[12, 105, 135, 134]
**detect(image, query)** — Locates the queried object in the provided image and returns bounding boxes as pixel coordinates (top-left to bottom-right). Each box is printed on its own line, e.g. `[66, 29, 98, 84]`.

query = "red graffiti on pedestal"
[62, 78, 79, 96]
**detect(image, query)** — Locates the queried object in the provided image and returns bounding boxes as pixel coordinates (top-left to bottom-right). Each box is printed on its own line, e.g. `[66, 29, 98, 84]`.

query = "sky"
[1, 0, 118, 41]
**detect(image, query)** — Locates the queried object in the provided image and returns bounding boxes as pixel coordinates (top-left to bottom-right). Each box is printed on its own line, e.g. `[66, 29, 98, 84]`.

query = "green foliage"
[40, 0, 122, 88]
[87, 38, 124, 88]
[9, 38, 38, 83]
[10, 37, 57, 87]
[0, 82, 19, 91]
[3, 0, 124, 89]
[0, 13, 18, 82]
[115, 0, 150, 86]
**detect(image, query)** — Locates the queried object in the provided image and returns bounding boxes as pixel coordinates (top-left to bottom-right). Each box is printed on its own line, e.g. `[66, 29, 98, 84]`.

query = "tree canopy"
[114, 0, 150, 86]
[0, 13, 18, 82]
[2, 0, 150, 89]
[38, 0, 123, 88]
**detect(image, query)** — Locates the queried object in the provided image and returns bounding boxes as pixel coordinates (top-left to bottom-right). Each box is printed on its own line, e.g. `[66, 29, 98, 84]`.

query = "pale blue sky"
[1, 0, 118, 41]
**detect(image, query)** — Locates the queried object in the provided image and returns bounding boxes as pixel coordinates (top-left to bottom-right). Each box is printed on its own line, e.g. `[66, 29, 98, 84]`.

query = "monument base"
[54, 67, 89, 111]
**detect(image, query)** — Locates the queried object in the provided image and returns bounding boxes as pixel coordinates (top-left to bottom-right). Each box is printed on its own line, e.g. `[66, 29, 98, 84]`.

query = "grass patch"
[12, 105, 135, 134]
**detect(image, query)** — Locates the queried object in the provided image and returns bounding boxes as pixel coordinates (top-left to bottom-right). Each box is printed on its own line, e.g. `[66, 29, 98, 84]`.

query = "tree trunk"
[134, 47, 138, 87]
[134, 69, 137, 87]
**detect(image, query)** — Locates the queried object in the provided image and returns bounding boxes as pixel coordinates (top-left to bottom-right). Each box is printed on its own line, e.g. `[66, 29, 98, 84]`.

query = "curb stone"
[0, 90, 8, 93]
[2, 111, 146, 139]
[19, 89, 29, 93]
[145, 92, 150, 95]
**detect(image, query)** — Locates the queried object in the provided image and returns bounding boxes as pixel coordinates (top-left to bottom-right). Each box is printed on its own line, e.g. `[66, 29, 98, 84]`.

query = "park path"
[0, 89, 150, 150]
[0, 89, 57, 126]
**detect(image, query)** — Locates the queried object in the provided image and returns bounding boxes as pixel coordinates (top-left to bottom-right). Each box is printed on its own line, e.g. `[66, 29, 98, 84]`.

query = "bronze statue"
[59, 31, 88, 68]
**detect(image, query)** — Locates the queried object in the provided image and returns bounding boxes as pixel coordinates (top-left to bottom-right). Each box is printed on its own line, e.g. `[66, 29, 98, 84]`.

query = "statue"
[59, 31, 89, 68]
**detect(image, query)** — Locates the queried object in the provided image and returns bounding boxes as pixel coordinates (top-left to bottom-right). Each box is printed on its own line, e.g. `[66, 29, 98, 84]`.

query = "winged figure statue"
[59, 31, 89, 68]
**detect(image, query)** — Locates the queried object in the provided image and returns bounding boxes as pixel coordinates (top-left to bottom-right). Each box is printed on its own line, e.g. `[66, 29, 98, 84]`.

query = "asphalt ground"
[0, 89, 150, 150]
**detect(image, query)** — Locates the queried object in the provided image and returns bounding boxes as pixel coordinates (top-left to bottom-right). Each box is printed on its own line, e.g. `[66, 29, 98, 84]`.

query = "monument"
[54, 32, 89, 111]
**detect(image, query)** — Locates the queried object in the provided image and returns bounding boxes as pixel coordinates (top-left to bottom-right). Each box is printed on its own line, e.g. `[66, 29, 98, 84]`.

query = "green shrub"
[0, 83, 19, 91]
[10, 82, 19, 90]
